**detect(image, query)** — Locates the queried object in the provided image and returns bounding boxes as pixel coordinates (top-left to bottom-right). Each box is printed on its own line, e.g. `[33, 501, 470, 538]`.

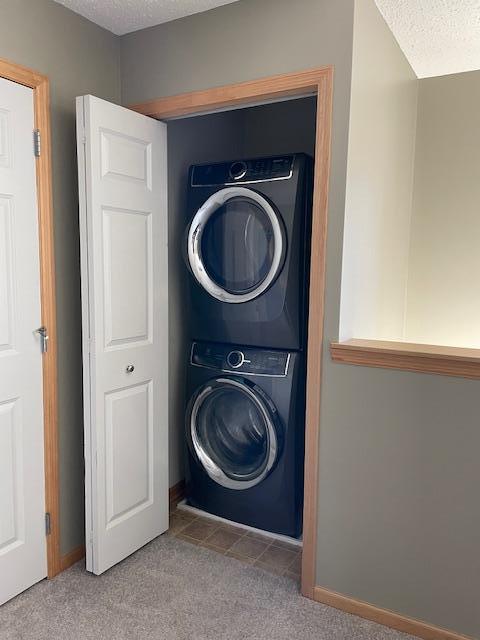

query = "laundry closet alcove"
[78, 67, 334, 599]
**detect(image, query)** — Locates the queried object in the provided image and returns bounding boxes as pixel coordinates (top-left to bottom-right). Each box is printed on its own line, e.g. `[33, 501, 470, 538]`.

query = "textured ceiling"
[54, 0, 241, 35]
[375, 0, 480, 78]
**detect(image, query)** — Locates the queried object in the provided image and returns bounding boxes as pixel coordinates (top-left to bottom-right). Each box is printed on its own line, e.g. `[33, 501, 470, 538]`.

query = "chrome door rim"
[187, 187, 285, 303]
[189, 377, 279, 490]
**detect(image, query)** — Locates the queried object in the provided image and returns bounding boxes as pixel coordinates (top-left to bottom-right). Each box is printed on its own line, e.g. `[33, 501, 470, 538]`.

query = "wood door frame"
[0, 58, 60, 578]
[130, 66, 334, 599]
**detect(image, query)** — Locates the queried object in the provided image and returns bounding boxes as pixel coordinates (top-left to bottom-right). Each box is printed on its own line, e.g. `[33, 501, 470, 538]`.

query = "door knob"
[126, 364, 135, 373]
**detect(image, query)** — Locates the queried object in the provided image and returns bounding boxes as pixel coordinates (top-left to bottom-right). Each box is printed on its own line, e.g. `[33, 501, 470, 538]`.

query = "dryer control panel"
[191, 155, 294, 186]
[191, 342, 290, 377]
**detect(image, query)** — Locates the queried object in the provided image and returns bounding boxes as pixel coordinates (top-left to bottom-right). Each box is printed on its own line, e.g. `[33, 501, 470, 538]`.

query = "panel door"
[0, 77, 47, 603]
[77, 95, 168, 575]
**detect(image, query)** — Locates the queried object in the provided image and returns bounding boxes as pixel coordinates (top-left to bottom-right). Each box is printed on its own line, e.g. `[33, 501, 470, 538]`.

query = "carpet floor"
[0, 534, 416, 640]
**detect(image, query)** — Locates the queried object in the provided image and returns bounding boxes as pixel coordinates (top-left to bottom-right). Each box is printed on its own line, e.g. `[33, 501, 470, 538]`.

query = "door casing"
[129, 66, 334, 599]
[0, 57, 60, 578]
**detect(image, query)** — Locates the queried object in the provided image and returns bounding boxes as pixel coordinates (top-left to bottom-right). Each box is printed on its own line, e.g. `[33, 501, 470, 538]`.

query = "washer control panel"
[191, 342, 290, 377]
[191, 155, 294, 186]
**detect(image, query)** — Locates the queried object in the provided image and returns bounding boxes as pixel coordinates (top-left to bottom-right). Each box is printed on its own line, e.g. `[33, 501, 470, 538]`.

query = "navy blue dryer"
[184, 154, 313, 350]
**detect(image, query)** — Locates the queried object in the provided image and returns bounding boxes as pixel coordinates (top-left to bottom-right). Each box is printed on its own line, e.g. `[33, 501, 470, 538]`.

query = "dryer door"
[187, 187, 285, 303]
[187, 377, 281, 490]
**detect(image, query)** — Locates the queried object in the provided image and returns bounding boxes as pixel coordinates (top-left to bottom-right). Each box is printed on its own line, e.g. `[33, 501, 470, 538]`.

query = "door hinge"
[33, 129, 41, 157]
[45, 512, 51, 536]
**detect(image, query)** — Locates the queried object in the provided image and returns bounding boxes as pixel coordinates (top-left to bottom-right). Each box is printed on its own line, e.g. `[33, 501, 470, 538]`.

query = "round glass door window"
[187, 187, 285, 303]
[188, 378, 280, 490]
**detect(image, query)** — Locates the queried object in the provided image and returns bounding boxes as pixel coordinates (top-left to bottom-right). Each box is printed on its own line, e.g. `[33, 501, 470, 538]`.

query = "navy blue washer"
[184, 341, 305, 538]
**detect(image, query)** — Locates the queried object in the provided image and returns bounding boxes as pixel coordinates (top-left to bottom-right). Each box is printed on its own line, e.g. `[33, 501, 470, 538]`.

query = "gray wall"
[121, 1, 480, 637]
[316, 3, 480, 638]
[167, 97, 317, 487]
[0, 0, 121, 555]
[317, 363, 479, 636]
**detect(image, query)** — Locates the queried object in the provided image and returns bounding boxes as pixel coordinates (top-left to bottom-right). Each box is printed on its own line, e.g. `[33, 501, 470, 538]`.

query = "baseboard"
[169, 479, 185, 508]
[313, 586, 473, 640]
[59, 545, 86, 572]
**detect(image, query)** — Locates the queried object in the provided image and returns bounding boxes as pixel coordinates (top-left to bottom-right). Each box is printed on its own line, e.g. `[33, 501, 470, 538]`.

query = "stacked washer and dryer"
[183, 154, 313, 538]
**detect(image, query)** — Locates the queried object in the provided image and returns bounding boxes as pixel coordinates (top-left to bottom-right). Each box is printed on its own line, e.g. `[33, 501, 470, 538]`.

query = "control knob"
[227, 350, 246, 368]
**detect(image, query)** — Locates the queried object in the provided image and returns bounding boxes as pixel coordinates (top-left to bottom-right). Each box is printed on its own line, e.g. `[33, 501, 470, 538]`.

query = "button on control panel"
[191, 342, 289, 376]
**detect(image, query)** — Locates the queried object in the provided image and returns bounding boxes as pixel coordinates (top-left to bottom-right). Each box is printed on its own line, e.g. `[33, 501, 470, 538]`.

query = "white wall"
[405, 70, 480, 348]
[339, 0, 418, 341]
[340, 7, 480, 350]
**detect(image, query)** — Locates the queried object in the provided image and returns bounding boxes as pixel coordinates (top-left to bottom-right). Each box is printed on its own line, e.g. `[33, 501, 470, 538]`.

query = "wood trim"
[169, 480, 186, 508]
[60, 545, 86, 572]
[300, 70, 333, 599]
[34, 75, 60, 580]
[130, 67, 331, 119]
[331, 339, 480, 380]
[0, 58, 46, 90]
[313, 586, 473, 640]
[0, 58, 60, 578]
[131, 66, 334, 602]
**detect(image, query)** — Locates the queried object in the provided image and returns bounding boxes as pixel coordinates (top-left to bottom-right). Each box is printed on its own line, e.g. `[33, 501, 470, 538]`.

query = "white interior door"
[0, 78, 47, 603]
[76, 95, 168, 575]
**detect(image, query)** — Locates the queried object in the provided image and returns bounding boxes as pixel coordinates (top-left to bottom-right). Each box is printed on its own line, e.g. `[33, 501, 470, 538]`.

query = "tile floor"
[169, 505, 302, 582]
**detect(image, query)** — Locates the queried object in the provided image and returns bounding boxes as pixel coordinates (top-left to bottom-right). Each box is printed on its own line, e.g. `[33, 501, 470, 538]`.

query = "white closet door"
[76, 95, 168, 575]
[0, 78, 46, 603]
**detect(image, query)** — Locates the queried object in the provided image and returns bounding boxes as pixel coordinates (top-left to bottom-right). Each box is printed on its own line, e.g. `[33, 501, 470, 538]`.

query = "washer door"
[187, 377, 281, 490]
[187, 187, 285, 303]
